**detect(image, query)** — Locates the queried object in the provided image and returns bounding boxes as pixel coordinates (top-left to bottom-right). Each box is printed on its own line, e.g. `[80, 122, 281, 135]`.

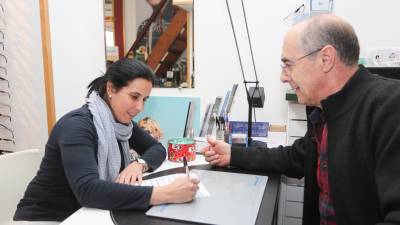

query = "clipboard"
[146, 169, 268, 225]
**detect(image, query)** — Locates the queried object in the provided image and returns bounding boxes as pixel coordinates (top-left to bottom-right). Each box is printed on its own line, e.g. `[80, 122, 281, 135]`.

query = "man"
[202, 14, 400, 225]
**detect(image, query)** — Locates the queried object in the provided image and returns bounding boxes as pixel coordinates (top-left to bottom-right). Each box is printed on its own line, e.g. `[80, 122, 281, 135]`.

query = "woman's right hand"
[150, 177, 199, 205]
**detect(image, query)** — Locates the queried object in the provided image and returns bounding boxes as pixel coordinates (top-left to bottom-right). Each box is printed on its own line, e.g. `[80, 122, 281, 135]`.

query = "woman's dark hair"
[87, 58, 155, 98]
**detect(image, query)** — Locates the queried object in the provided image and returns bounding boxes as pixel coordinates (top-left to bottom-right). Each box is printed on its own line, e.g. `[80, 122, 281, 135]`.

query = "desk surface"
[61, 132, 286, 225]
[111, 164, 280, 225]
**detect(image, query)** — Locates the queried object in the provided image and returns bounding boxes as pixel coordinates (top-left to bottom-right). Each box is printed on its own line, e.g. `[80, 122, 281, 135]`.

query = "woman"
[13, 59, 199, 223]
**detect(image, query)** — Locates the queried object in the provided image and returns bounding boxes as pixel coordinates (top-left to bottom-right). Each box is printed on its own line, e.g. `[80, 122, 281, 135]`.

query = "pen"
[183, 156, 189, 177]
[219, 116, 225, 131]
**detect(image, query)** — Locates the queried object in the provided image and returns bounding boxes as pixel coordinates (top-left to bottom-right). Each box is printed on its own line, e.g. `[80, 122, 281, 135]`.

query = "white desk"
[61, 132, 286, 225]
[60, 207, 114, 225]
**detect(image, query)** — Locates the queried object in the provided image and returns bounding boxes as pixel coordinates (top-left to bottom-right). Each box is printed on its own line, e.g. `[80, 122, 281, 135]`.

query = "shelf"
[285, 89, 298, 102]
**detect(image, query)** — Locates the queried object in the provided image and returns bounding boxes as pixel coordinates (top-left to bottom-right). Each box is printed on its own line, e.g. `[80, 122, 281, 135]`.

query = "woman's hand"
[115, 161, 144, 185]
[150, 177, 200, 205]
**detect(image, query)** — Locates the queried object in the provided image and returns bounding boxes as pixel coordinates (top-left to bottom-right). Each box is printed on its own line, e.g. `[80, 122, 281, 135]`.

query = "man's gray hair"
[300, 15, 360, 66]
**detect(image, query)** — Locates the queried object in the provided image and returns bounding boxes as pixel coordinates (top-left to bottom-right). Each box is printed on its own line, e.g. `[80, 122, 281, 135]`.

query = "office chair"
[0, 149, 41, 225]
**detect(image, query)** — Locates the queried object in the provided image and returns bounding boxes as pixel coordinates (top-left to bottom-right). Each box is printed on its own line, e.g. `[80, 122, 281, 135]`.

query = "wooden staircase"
[126, 1, 188, 78]
[147, 8, 187, 77]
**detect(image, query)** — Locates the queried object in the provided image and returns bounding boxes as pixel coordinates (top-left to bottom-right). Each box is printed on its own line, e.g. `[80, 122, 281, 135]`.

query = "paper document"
[141, 173, 210, 198]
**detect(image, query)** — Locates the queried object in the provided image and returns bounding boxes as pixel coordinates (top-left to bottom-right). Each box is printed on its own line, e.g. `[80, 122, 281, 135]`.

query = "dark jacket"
[231, 66, 400, 225]
[14, 105, 166, 221]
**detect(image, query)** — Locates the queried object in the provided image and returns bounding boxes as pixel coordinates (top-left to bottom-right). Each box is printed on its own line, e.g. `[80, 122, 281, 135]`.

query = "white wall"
[188, 0, 400, 127]
[1, 0, 48, 152]
[1, 0, 396, 152]
[334, 0, 400, 58]
[193, 0, 301, 125]
[43, 0, 400, 137]
[151, 0, 305, 126]
[48, 0, 106, 119]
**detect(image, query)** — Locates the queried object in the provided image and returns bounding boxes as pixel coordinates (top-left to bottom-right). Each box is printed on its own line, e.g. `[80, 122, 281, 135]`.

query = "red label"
[168, 143, 196, 162]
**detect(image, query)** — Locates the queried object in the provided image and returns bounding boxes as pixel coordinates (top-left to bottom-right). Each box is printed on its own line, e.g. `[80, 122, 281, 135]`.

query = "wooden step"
[156, 52, 184, 76]
[146, 8, 187, 71]
[169, 40, 186, 53]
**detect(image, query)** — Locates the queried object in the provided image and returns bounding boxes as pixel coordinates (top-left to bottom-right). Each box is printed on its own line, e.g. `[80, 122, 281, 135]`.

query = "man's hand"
[201, 136, 231, 167]
[116, 161, 144, 185]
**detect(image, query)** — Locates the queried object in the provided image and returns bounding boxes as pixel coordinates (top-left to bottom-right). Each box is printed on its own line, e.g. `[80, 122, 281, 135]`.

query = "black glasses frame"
[0, 102, 11, 112]
[0, 113, 11, 121]
[0, 53, 7, 63]
[0, 137, 15, 145]
[0, 150, 13, 155]
[0, 76, 9, 87]
[0, 90, 10, 98]
[0, 123, 14, 138]
[0, 66, 6, 76]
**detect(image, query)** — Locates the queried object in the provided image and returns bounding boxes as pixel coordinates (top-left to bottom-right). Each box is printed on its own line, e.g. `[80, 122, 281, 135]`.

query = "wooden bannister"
[124, 0, 170, 58]
[146, 8, 187, 75]
[125, 0, 188, 78]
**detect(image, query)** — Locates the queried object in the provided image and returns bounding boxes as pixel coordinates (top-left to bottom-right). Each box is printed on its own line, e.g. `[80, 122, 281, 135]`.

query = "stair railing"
[125, 0, 170, 58]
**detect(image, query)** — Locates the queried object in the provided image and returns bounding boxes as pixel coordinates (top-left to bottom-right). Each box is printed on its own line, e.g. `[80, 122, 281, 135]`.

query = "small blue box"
[229, 121, 269, 137]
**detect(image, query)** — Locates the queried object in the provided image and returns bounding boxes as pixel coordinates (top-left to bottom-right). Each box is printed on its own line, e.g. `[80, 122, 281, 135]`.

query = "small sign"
[229, 121, 269, 137]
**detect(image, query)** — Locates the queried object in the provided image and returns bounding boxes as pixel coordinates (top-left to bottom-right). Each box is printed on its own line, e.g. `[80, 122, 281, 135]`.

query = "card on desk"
[145, 169, 268, 225]
[140, 173, 210, 198]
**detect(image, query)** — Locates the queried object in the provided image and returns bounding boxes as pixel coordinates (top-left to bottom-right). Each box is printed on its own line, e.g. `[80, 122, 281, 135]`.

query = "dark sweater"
[231, 66, 400, 225]
[14, 105, 166, 221]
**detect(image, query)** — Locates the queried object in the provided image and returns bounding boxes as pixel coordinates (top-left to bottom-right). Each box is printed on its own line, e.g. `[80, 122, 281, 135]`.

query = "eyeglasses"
[0, 149, 13, 155]
[281, 48, 322, 73]
[0, 53, 7, 63]
[0, 4, 6, 26]
[0, 113, 11, 121]
[0, 77, 9, 87]
[0, 137, 15, 145]
[0, 66, 6, 76]
[0, 123, 14, 138]
[0, 102, 11, 112]
[0, 17, 5, 26]
[0, 90, 10, 98]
